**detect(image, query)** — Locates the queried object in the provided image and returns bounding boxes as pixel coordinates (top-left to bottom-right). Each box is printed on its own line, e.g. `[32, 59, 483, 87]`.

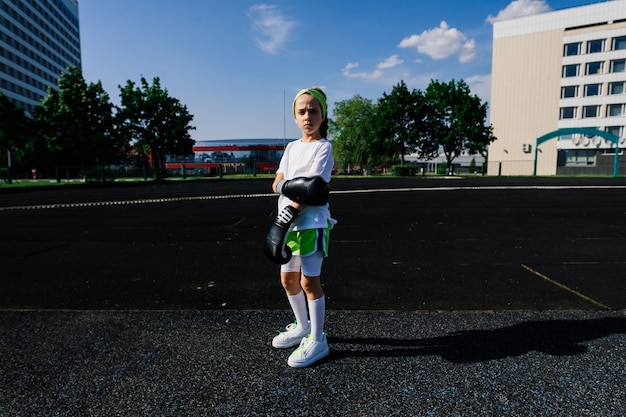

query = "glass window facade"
[583, 105, 600, 118]
[563, 42, 581, 56]
[611, 59, 626, 73]
[0, 0, 81, 114]
[557, 31, 626, 155]
[566, 150, 596, 166]
[562, 64, 579, 77]
[609, 82, 625, 95]
[586, 61, 603, 75]
[607, 104, 625, 117]
[587, 39, 605, 53]
[561, 85, 578, 98]
[584, 84, 601, 96]
[613, 35, 626, 51]
[560, 107, 577, 119]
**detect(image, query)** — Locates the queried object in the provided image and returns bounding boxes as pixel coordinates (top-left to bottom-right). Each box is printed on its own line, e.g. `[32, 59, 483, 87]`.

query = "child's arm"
[276, 177, 329, 206]
[273, 172, 304, 210]
[272, 172, 285, 193]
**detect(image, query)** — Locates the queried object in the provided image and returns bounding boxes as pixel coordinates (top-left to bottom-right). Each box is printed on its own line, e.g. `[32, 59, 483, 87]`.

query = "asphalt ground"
[1, 176, 625, 416]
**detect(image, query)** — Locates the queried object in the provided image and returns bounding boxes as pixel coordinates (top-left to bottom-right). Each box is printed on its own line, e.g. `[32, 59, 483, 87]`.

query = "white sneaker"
[287, 334, 329, 368]
[272, 321, 310, 349]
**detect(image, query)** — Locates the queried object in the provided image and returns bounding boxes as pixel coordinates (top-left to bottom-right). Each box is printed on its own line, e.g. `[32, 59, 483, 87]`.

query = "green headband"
[292, 88, 327, 119]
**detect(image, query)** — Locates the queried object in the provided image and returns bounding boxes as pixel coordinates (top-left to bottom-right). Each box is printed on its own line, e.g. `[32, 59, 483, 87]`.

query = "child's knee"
[301, 275, 322, 296]
[281, 271, 300, 291]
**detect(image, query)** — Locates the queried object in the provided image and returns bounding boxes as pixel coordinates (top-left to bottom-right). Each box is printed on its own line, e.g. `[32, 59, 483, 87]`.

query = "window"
[586, 61, 603, 75]
[561, 85, 578, 98]
[563, 42, 581, 56]
[609, 82, 625, 95]
[603, 148, 624, 156]
[562, 64, 579, 77]
[587, 39, 605, 53]
[584, 84, 601, 96]
[560, 107, 577, 119]
[583, 106, 600, 118]
[607, 104, 625, 117]
[606, 125, 623, 139]
[613, 36, 626, 51]
[566, 150, 596, 166]
[610, 59, 626, 73]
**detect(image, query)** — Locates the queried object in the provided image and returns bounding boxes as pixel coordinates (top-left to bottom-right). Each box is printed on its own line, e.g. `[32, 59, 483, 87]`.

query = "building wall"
[489, 29, 563, 175]
[489, 1, 626, 176]
[0, 0, 81, 114]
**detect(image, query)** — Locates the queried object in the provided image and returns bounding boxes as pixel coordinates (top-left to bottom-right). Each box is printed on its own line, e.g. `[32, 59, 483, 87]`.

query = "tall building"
[489, 1, 626, 176]
[0, 0, 81, 114]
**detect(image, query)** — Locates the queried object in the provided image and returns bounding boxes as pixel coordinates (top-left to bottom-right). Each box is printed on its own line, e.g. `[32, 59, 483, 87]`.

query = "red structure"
[165, 138, 295, 175]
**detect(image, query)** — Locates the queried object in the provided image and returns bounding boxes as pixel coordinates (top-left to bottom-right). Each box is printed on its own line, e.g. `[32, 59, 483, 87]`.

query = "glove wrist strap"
[276, 179, 287, 194]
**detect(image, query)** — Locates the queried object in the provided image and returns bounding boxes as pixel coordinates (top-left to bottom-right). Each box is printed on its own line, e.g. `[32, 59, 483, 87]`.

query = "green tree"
[373, 81, 426, 165]
[0, 93, 32, 181]
[330, 95, 377, 174]
[32, 67, 120, 173]
[422, 79, 495, 174]
[117, 76, 195, 180]
[469, 157, 477, 174]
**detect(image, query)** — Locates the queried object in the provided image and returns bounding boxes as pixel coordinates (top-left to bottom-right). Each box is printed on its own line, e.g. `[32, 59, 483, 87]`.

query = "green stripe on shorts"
[286, 221, 331, 257]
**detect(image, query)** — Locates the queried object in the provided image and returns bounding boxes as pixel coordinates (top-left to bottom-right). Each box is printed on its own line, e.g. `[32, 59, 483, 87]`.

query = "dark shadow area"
[329, 317, 626, 363]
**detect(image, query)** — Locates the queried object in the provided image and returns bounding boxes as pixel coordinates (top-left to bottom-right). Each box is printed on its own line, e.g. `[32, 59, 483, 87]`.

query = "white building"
[0, 0, 81, 114]
[489, 0, 626, 176]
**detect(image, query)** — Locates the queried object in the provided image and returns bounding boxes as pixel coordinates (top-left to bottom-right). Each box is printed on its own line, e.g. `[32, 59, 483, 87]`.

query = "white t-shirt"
[276, 138, 337, 231]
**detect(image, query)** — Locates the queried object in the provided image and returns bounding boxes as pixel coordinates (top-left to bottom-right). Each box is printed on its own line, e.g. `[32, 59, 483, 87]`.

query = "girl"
[270, 87, 335, 368]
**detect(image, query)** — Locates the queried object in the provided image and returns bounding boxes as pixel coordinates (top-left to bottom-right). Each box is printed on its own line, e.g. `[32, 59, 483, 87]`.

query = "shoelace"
[276, 321, 298, 334]
[296, 336, 315, 351]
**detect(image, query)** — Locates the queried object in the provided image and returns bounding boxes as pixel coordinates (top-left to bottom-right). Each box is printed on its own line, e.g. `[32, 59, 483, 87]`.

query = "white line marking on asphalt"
[0, 193, 275, 211]
[520, 263, 612, 310]
[1, 184, 625, 211]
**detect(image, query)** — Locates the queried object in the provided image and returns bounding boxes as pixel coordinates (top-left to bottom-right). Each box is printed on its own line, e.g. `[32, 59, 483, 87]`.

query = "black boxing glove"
[276, 176, 329, 206]
[264, 205, 300, 264]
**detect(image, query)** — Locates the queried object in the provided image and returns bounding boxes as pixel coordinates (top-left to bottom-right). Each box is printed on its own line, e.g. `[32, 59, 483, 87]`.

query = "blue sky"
[79, 0, 597, 141]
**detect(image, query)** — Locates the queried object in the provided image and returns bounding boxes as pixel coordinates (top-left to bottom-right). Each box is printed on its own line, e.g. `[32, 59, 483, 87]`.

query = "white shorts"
[280, 251, 325, 277]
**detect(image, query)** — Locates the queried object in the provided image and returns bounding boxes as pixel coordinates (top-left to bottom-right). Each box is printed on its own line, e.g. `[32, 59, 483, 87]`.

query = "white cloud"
[398, 21, 476, 63]
[342, 62, 383, 79]
[246, 5, 296, 54]
[343, 62, 359, 72]
[459, 39, 476, 64]
[486, 0, 552, 23]
[342, 55, 402, 79]
[377, 54, 404, 69]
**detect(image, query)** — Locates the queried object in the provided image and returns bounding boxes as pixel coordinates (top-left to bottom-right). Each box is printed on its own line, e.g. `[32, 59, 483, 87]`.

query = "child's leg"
[306, 290, 325, 342]
[281, 259, 309, 329]
[283, 277, 308, 328]
[272, 263, 310, 349]
[300, 251, 325, 341]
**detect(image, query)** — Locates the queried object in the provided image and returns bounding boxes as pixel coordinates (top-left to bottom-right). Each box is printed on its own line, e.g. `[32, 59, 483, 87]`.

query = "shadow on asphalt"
[328, 317, 626, 364]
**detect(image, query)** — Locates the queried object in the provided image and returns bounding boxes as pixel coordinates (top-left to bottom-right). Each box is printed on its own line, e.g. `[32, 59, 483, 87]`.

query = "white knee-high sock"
[287, 291, 309, 330]
[308, 296, 325, 341]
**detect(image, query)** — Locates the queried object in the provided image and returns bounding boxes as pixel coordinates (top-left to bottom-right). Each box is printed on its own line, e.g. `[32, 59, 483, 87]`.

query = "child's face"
[294, 94, 324, 138]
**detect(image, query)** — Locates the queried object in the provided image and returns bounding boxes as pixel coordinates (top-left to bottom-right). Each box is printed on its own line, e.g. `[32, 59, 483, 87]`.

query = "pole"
[6, 149, 12, 184]
[283, 89, 286, 147]
[533, 140, 539, 176]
